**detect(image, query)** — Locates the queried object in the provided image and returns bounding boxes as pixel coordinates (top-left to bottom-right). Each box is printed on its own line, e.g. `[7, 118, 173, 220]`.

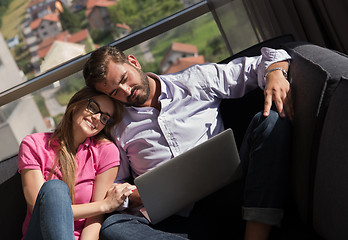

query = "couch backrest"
[313, 76, 348, 240]
[283, 42, 348, 238]
[0, 155, 26, 239]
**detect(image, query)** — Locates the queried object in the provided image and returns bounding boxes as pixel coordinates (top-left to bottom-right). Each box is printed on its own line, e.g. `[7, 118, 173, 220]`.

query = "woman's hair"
[83, 46, 127, 88]
[48, 86, 122, 202]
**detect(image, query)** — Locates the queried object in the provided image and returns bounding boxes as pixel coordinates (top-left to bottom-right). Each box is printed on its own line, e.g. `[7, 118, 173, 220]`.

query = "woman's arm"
[78, 167, 136, 240]
[78, 166, 118, 240]
[21, 169, 45, 213]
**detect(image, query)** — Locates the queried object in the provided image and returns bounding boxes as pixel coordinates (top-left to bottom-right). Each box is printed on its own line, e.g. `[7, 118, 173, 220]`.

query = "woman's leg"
[25, 179, 74, 240]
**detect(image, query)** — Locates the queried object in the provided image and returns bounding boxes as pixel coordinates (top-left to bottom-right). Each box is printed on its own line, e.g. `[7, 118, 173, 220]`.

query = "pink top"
[18, 132, 120, 239]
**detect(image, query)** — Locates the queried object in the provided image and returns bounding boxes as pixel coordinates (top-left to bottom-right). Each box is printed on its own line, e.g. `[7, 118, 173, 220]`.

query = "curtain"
[243, 0, 348, 54]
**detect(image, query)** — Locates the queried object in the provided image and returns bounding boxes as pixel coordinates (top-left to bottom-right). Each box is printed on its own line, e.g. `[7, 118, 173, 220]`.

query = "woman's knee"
[38, 180, 71, 203]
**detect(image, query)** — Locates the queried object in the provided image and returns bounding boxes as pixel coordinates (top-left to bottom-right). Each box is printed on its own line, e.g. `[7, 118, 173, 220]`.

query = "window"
[0, 0, 261, 162]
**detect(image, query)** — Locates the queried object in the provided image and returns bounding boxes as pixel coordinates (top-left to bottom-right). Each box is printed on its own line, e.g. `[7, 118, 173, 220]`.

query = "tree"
[108, 0, 182, 31]
[58, 5, 81, 33]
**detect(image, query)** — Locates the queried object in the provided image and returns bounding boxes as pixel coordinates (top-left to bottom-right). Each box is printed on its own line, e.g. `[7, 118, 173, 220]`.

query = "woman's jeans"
[25, 180, 74, 240]
[99, 110, 292, 239]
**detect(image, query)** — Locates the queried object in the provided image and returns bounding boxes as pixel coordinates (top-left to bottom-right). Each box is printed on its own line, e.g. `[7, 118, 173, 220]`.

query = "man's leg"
[25, 180, 74, 240]
[100, 213, 188, 240]
[239, 110, 292, 240]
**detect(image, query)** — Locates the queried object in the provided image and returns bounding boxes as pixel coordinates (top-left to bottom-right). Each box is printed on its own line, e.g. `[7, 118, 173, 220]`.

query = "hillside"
[0, 0, 28, 40]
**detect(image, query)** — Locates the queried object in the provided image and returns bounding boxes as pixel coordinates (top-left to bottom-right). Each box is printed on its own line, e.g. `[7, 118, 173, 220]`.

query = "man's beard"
[126, 67, 150, 107]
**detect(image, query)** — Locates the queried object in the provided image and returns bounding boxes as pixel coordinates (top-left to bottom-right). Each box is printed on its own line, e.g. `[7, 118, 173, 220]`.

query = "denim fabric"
[25, 180, 74, 240]
[239, 110, 292, 225]
[100, 214, 188, 240]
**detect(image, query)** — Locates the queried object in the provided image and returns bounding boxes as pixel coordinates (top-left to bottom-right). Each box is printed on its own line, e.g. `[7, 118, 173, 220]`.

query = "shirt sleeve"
[114, 144, 131, 183]
[257, 47, 291, 89]
[198, 47, 291, 99]
[96, 142, 120, 175]
[18, 135, 41, 173]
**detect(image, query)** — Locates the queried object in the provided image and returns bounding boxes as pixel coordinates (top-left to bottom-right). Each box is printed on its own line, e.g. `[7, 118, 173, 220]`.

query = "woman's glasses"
[86, 99, 114, 125]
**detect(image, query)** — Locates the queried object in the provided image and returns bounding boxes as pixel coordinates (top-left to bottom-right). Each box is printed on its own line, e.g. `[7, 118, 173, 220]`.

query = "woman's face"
[72, 95, 115, 141]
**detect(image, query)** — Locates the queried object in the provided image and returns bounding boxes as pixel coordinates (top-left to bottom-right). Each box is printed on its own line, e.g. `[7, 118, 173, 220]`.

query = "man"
[83, 45, 292, 240]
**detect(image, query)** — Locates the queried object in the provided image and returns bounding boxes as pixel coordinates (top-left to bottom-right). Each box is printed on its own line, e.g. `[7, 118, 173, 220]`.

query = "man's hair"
[83, 46, 127, 88]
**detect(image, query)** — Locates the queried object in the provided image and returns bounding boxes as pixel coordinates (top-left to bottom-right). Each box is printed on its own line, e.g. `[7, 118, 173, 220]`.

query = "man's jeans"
[239, 110, 292, 225]
[100, 110, 292, 239]
[25, 180, 74, 240]
[100, 214, 188, 240]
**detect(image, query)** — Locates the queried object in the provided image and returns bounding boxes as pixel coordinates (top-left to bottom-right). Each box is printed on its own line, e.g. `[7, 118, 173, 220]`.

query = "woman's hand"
[103, 183, 136, 213]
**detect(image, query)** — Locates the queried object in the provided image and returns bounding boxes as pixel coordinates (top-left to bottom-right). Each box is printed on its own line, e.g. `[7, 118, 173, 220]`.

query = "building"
[26, 0, 56, 20]
[0, 33, 48, 160]
[72, 0, 88, 11]
[86, 0, 116, 29]
[6, 35, 19, 49]
[115, 23, 131, 38]
[30, 13, 62, 43]
[37, 29, 91, 60]
[163, 55, 205, 74]
[40, 41, 85, 73]
[160, 42, 205, 74]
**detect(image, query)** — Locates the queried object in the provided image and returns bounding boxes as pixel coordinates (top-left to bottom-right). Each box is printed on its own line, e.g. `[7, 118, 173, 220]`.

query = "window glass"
[0, 70, 84, 162]
[0, 0, 203, 91]
[0, 0, 261, 161]
[124, 12, 229, 74]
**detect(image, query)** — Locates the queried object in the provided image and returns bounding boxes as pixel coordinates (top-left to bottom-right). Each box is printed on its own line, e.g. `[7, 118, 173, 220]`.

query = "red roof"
[86, 0, 117, 16]
[69, 29, 89, 43]
[170, 42, 198, 54]
[30, 13, 59, 30]
[30, 18, 42, 30]
[116, 23, 131, 31]
[163, 55, 205, 74]
[37, 31, 69, 58]
[37, 29, 90, 58]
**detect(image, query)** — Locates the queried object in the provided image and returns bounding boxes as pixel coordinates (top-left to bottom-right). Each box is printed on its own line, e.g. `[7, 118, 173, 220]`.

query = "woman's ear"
[127, 55, 141, 69]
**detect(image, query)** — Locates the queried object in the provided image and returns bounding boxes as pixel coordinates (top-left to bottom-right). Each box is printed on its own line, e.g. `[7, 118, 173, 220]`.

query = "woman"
[18, 86, 135, 240]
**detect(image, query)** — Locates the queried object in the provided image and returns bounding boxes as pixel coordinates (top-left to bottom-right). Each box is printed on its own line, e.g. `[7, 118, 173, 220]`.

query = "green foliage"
[55, 73, 85, 105]
[90, 28, 114, 46]
[58, 5, 84, 33]
[53, 113, 64, 127]
[109, 0, 182, 30]
[0, 0, 12, 27]
[33, 93, 49, 117]
[84, 35, 96, 53]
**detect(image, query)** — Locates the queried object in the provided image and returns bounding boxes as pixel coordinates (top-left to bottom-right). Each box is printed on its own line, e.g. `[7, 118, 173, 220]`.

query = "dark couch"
[1, 36, 348, 239]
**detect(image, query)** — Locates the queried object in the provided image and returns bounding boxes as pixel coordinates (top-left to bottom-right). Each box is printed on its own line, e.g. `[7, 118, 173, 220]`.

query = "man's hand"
[263, 62, 294, 120]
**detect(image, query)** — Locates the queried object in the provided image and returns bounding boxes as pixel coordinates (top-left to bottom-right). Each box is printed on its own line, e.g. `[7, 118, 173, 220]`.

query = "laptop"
[134, 128, 242, 224]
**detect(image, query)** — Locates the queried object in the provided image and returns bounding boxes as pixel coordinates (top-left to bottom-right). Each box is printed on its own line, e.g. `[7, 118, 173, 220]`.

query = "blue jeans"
[25, 180, 74, 240]
[100, 110, 292, 239]
[100, 214, 188, 240]
[239, 110, 292, 225]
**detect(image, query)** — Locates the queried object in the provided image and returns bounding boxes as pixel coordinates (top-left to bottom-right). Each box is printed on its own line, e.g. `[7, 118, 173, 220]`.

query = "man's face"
[95, 60, 150, 107]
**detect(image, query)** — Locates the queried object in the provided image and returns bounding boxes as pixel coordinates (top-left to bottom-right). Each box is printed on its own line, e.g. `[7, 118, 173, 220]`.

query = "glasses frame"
[86, 99, 114, 125]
